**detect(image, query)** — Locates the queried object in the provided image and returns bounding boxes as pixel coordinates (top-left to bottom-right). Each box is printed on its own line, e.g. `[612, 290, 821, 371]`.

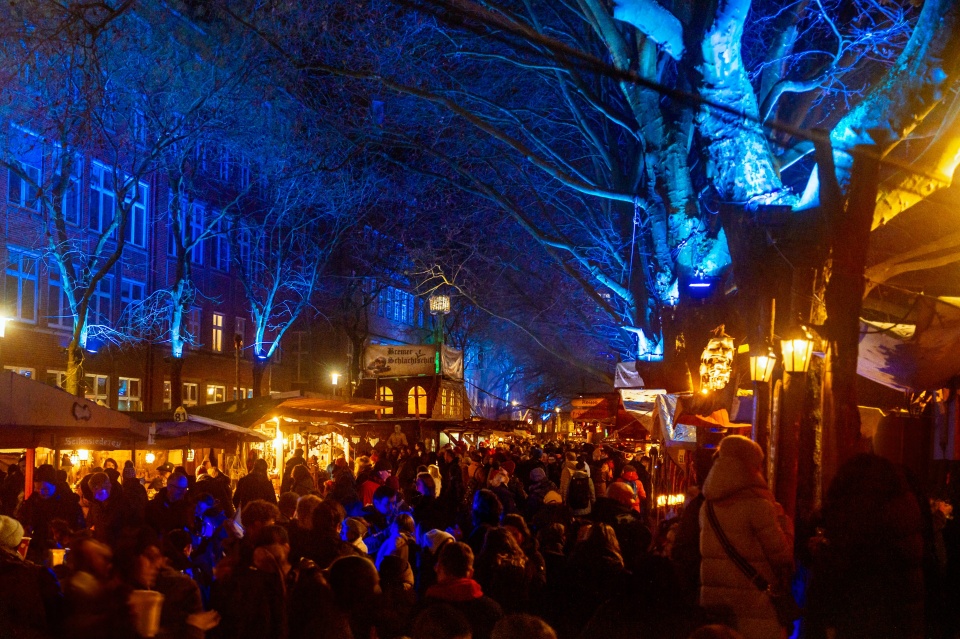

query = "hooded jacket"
[699, 436, 793, 639]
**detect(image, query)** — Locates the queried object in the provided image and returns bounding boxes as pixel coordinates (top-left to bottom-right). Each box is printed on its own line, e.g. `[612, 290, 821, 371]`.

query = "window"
[90, 276, 112, 326]
[182, 382, 199, 406]
[120, 279, 145, 321]
[379, 386, 394, 415]
[89, 163, 115, 233]
[5, 249, 38, 322]
[167, 191, 180, 257]
[441, 388, 449, 416]
[118, 377, 141, 411]
[186, 308, 200, 345]
[408, 385, 427, 417]
[190, 203, 204, 265]
[4, 366, 35, 379]
[8, 162, 40, 210]
[85, 373, 109, 405]
[62, 157, 82, 225]
[239, 158, 251, 189]
[206, 384, 225, 403]
[272, 341, 281, 364]
[237, 227, 251, 274]
[233, 387, 253, 400]
[211, 313, 224, 352]
[377, 288, 386, 317]
[210, 215, 230, 271]
[47, 370, 67, 389]
[218, 147, 230, 181]
[47, 267, 72, 329]
[163, 380, 171, 409]
[124, 182, 148, 248]
[133, 111, 147, 145]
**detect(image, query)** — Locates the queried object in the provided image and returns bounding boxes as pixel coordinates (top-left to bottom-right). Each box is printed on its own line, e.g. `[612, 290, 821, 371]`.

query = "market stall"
[0, 370, 151, 496]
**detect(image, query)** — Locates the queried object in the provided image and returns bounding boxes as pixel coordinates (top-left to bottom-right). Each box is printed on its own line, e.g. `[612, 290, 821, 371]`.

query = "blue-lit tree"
[0, 3, 232, 396]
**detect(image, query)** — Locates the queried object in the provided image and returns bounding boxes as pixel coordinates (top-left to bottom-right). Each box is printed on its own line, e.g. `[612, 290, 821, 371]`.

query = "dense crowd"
[0, 431, 958, 639]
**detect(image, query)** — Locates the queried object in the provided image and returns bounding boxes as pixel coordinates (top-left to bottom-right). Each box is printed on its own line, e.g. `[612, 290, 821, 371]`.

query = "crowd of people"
[0, 431, 957, 639]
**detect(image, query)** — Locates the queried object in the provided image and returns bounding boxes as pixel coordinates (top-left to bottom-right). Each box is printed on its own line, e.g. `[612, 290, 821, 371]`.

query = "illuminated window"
[62, 156, 82, 225]
[378, 385, 394, 415]
[206, 384, 225, 403]
[441, 388, 449, 415]
[85, 374, 109, 405]
[123, 181, 148, 248]
[211, 313, 224, 352]
[163, 380, 171, 409]
[118, 377, 142, 411]
[182, 383, 199, 406]
[408, 386, 427, 416]
[4, 366, 35, 378]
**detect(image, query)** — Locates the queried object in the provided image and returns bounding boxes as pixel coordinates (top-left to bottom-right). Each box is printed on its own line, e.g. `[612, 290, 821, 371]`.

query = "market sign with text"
[571, 395, 617, 421]
[362, 345, 439, 378]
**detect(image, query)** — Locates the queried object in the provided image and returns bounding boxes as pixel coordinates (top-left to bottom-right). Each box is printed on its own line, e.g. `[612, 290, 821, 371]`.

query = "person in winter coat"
[120, 462, 148, 527]
[146, 473, 193, 536]
[233, 459, 278, 510]
[289, 465, 315, 497]
[525, 468, 558, 518]
[805, 453, 925, 639]
[0, 515, 64, 637]
[423, 541, 504, 639]
[557, 453, 579, 499]
[17, 463, 85, 563]
[563, 461, 596, 516]
[699, 435, 793, 639]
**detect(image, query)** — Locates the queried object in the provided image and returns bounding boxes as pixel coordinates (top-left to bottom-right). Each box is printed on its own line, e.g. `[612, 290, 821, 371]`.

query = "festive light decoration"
[700, 333, 735, 391]
[657, 493, 686, 508]
[145, 452, 156, 464]
[77, 449, 89, 461]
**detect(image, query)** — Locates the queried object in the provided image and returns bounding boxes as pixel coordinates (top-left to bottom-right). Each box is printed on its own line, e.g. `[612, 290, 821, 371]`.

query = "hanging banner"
[442, 345, 464, 380]
[362, 344, 438, 378]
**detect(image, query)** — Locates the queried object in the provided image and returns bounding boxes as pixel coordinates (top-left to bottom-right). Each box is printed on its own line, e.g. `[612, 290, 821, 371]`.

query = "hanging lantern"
[700, 335, 735, 391]
[749, 346, 777, 383]
[429, 294, 450, 316]
[145, 452, 156, 464]
[781, 325, 815, 373]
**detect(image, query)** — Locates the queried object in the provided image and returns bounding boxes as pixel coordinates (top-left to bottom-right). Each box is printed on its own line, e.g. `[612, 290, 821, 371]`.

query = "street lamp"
[781, 325, 815, 373]
[749, 346, 777, 383]
[428, 294, 451, 316]
[331, 372, 340, 395]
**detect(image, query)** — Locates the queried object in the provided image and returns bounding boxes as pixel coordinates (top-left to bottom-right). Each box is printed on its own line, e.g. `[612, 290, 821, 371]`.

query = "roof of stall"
[0, 371, 150, 450]
[143, 391, 389, 431]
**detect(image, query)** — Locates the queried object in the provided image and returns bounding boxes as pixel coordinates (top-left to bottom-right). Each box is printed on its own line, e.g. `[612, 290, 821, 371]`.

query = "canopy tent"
[179, 391, 388, 431]
[0, 370, 150, 450]
[134, 413, 271, 450]
[858, 297, 960, 392]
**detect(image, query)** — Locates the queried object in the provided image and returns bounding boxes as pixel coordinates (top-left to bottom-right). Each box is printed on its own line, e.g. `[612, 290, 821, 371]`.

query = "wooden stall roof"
[0, 371, 150, 450]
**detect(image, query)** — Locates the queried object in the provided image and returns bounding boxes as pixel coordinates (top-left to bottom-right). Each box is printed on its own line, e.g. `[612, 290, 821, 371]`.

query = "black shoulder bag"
[705, 500, 801, 628]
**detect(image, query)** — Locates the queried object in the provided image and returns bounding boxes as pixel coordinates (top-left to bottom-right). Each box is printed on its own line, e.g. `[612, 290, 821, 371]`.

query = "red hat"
[502, 460, 516, 476]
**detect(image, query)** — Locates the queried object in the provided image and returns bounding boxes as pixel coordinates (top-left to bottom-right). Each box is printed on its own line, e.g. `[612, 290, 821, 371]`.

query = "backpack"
[567, 475, 591, 510]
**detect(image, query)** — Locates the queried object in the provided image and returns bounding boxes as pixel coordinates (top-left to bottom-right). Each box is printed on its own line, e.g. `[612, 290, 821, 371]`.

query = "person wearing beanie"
[17, 463, 84, 562]
[699, 435, 793, 639]
[148, 462, 174, 492]
[0, 514, 63, 637]
[526, 467, 558, 518]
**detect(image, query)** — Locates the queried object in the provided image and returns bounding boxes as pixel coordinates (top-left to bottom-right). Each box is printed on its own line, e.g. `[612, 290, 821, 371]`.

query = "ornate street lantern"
[429, 294, 450, 316]
[781, 325, 815, 373]
[749, 346, 777, 383]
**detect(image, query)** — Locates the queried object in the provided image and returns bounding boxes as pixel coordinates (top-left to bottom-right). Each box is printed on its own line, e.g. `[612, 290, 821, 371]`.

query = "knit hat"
[621, 465, 639, 482]
[0, 515, 23, 550]
[34, 464, 56, 485]
[122, 463, 137, 480]
[422, 528, 455, 554]
[543, 490, 563, 505]
[529, 467, 546, 483]
[718, 435, 764, 472]
[502, 460, 516, 476]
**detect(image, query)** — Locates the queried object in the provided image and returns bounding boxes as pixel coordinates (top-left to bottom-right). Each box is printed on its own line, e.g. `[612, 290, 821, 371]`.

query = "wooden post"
[753, 298, 775, 477]
[24, 448, 35, 499]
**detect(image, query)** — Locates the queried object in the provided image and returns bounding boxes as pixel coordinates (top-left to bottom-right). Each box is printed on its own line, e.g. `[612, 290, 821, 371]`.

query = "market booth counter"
[139, 391, 389, 482]
[0, 370, 151, 496]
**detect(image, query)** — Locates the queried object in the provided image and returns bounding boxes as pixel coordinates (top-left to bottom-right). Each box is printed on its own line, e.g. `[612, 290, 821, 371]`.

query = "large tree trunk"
[65, 340, 83, 396]
[824, 147, 880, 465]
[252, 358, 268, 398]
[170, 356, 184, 409]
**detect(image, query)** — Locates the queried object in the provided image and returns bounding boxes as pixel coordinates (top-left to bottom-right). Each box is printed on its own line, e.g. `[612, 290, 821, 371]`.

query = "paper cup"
[128, 590, 164, 637]
[17, 537, 30, 560]
[49, 548, 66, 566]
